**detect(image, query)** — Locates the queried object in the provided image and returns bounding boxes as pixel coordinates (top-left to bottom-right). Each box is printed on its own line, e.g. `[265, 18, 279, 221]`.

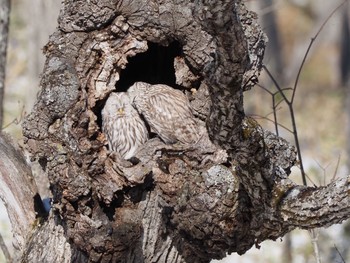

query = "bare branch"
[314, 158, 331, 186]
[263, 65, 307, 185]
[334, 244, 346, 263]
[2, 103, 26, 130]
[291, 0, 347, 103]
[250, 114, 293, 133]
[256, 83, 293, 136]
[261, 1, 346, 188]
[332, 154, 342, 182]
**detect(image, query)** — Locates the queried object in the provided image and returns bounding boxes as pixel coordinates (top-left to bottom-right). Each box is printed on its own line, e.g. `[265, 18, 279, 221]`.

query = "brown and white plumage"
[127, 82, 201, 145]
[102, 92, 149, 159]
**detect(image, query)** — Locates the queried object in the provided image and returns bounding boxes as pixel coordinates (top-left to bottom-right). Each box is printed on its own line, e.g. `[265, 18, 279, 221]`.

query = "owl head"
[103, 92, 136, 118]
[127, 82, 152, 101]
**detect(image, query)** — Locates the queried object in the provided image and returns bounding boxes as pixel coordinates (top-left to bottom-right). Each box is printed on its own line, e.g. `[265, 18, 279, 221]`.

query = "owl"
[102, 92, 149, 159]
[127, 82, 201, 145]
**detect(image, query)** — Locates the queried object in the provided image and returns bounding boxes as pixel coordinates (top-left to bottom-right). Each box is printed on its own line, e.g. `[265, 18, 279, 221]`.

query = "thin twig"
[249, 114, 293, 133]
[2, 103, 26, 130]
[256, 84, 274, 95]
[256, 84, 293, 95]
[303, 173, 317, 187]
[256, 84, 280, 135]
[332, 154, 341, 182]
[261, 67, 289, 103]
[289, 105, 306, 184]
[291, 0, 347, 103]
[0, 232, 11, 263]
[263, 65, 307, 185]
[256, 83, 293, 136]
[334, 244, 346, 263]
[303, 4, 347, 263]
[258, 4, 346, 263]
[272, 95, 278, 135]
[262, 0, 346, 187]
[314, 159, 331, 186]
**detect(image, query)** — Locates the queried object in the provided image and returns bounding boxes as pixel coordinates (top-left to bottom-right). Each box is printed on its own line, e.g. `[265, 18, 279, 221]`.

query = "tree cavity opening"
[117, 41, 182, 91]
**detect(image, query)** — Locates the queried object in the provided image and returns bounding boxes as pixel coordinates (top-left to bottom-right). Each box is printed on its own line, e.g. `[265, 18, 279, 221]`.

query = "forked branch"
[260, 1, 346, 186]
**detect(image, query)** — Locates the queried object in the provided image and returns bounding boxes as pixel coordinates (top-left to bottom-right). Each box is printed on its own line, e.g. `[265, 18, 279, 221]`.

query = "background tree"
[0, 0, 349, 262]
[340, 1, 350, 171]
[0, 1, 11, 260]
[259, 0, 285, 86]
[0, 0, 10, 128]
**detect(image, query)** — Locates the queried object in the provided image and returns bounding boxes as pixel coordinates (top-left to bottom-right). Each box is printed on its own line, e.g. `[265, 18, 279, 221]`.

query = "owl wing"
[133, 84, 200, 145]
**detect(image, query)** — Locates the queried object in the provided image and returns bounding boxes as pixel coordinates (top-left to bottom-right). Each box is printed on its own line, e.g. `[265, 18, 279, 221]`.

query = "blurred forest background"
[1, 0, 350, 262]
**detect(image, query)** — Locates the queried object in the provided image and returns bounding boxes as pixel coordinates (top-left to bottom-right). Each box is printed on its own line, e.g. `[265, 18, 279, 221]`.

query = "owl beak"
[117, 107, 125, 115]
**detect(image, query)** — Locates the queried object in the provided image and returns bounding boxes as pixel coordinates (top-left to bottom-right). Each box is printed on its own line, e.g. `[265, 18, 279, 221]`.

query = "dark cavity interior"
[117, 41, 182, 91]
[95, 41, 182, 130]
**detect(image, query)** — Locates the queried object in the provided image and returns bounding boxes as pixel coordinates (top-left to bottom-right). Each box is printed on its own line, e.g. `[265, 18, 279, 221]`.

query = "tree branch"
[0, 133, 38, 250]
[279, 176, 349, 228]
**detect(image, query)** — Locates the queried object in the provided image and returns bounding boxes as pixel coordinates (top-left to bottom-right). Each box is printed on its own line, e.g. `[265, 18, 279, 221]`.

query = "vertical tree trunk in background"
[259, 0, 285, 86]
[25, 0, 61, 81]
[339, 1, 350, 171]
[21, 0, 62, 198]
[282, 233, 293, 263]
[0, 0, 10, 128]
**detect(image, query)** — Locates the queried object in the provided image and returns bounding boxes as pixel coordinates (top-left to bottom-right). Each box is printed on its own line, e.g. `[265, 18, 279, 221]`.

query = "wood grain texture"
[0, 134, 37, 250]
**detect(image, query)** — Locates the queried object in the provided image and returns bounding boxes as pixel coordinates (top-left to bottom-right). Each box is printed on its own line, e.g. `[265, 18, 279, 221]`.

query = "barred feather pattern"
[128, 82, 201, 145]
[102, 92, 149, 159]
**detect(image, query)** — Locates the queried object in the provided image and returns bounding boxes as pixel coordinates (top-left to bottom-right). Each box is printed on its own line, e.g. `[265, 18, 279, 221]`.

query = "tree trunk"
[0, 0, 346, 262]
[24, 0, 62, 83]
[259, 0, 285, 85]
[0, 0, 10, 128]
[340, 1, 350, 171]
[0, 133, 38, 252]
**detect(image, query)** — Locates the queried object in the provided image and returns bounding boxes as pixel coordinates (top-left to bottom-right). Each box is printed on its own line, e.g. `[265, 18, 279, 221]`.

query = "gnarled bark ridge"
[18, 0, 350, 262]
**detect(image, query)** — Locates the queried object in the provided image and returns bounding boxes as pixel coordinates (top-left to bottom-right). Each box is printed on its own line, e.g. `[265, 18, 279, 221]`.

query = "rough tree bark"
[0, 0, 348, 263]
